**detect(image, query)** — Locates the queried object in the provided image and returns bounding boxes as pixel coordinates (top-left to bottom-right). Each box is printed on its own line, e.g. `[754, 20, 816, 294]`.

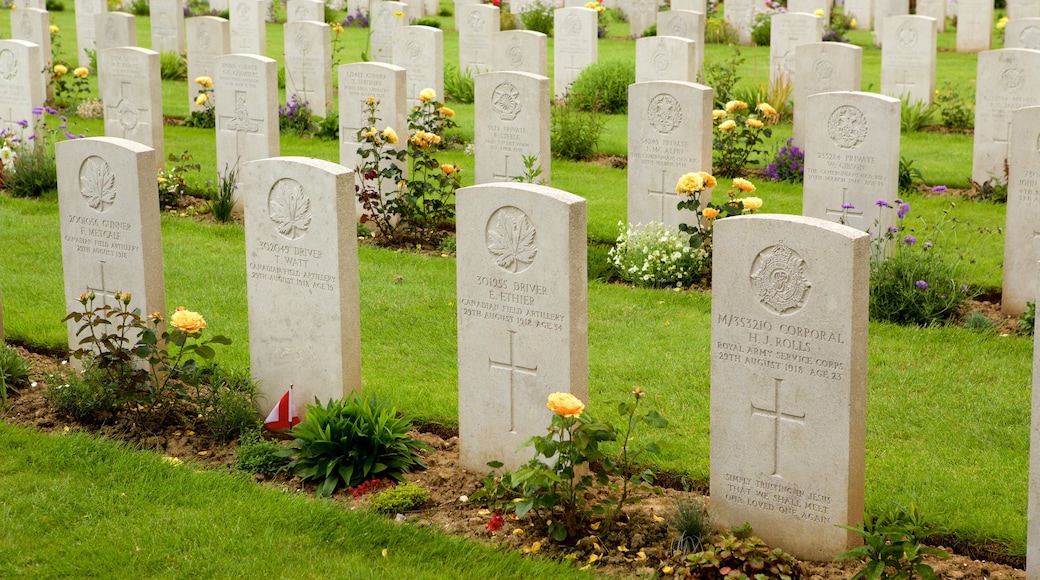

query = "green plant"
[45, 364, 119, 421]
[0, 343, 31, 408]
[279, 94, 317, 136]
[159, 50, 187, 80]
[512, 154, 545, 185]
[1019, 301, 1036, 335]
[314, 110, 340, 141]
[355, 97, 409, 242]
[824, 9, 854, 42]
[49, 63, 92, 110]
[764, 138, 805, 183]
[700, 48, 745, 110]
[281, 393, 433, 498]
[128, 0, 149, 16]
[969, 174, 1008, 203]
[368, 482, 431, 513]
[704, 16, 739, 43]
[235, 430, 290, 476]
[401, 92, 462, 246]
[750, 11, 772, 45]
[898, 157, 925, 194]
[550, 101, 604, 161]
[157, 150, 200, 209]
[712, 100, 774, 177]
[443, 64, 475, 104]
[190, 364, 260, 441]
[668, 497, 711, 553]
[566, 60, 634, 114]
[838, 501, 948, 580]
[934, 83, 974, 131]
[184, 75, 215, 129]
[607, 221, 708, 288]
[520, 0, 553, 34]
[900, 99, 938, 133]
[962, 311, 995, 333]
[414, 17, 440, 27]
[45, 0, 65, 9]
[664, 524, 800, 579]
[209, 163, 238, 223]
[677, 173, 763, 272]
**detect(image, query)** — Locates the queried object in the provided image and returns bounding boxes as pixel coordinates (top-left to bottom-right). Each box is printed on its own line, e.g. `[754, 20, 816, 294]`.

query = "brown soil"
[1, 345, 1030, 579]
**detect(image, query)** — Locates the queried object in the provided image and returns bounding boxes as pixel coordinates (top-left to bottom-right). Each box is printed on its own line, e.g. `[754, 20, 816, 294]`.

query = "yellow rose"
[439, 106, 455, 118]
[849, 17, 857, 27]
[718, 119, 737, 132]
[724, 100, 747, 113]
[195, 93, 208, 106]
[702, 207, 720, 220]
[441, 163, 455, 174]
[194, 75, 213, 88]
[363, 127, 378, 139]
[696, 171, 717, 189]
[675, 172, 705, 196]
[49, 25, 59, 33]
[418, 88, 436, 103]
[813, 8, 824, 16]
[170, 306, 207, 334]
[381, 126, 399, 144]
[745, 118, 764, 129]
[733, 177, 756, 193]
[53, 64, 68, 75]
[997, 16, 1008, 30]
[742, 196, 763, 210]
[366, 95, 376, 104]
[712, 109, 727, 119]
[332, 23, 344, 33]
[392, 10, 405, 17]
[73, 66, 89, 78]
[756, 102, 777, 117]
[547, 392, 584, 418]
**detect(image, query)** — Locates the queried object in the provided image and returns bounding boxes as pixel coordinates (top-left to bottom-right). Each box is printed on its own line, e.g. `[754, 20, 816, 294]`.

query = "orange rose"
[547, 392, 584, 418]
[702, 207, 720, 220]
[169, 306, 207, 334]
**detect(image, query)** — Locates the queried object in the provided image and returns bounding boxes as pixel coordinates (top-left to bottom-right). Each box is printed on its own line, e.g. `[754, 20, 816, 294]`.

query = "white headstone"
[215, 54, 279, 201]
[95, 12, 137, 53]
[635, 35, 698, 83]
[553, 7, 598, 98]
[57, 137, 166, 355]
[618, 0, 659, 38]
[657, 10, 706, 78]
[459, 3, 499, 74]
[75, 0, 108, 67]
[99, 47, 164, 171]
[1005, 18, 1040, 49]
[710, 213, 868, 561]
[971, 49, 1040, 185]
[672, 0, 707, 13]
[802, 91, 900, 235]
[19, 0, 44, 8]
[844, 0, 873, 29]
[187, 16, 231, 113]
[956, 0, 994, 52]
[392, 25, 445, 109]
[725, 0, 759, 43]
[369, 0, 409, 64]
[872, 0, 908, 46]
[284, 20, 332, 115]
[401, 0, 425, 20]
[10, 8, 51, 103]
[880, 16, 937, 105]
[627, 80, 713, 228]
[0, 40, 45, 147]
[1003, 106, 1040, 316]
[474, 71, 551, 185]
[1009, 0, 1040, 19]
[792, 43, 862, 150]
[1028, 262, 1040, 576]
[917, 0, 947, 31]
[150, 0, 186, 54]
[770, 12, 824, 84]
[243, 157, 361, 409]
[337, 62, 407, 219]
[230, 0, 267, 55]
[454, 0, 480, 29]
[456, 182, 588, 472]
[492, 30, 548, 78]
[287, 0, 325, 21]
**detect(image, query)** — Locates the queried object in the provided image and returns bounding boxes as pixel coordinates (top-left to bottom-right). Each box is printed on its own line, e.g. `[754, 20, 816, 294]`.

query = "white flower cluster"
[607, 221, 707, 289]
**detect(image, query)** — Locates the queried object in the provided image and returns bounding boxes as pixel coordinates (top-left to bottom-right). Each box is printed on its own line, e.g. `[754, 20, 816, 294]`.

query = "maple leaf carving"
[80, 157, 117, 212]
[269, 179, 312, 240]
[487, 209, 537, 273]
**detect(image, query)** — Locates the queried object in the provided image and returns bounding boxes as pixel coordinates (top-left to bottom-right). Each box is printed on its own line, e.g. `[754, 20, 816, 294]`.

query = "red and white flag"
[264, 387, 301, 430]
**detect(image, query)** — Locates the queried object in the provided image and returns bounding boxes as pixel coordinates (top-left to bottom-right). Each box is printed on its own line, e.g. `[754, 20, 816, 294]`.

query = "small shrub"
[935, 82, 974, 131]
[369, 482, 431, 513]
[209, 163, 238, 222]
[279, 94, 316, 136]
[520, 0, 553, 35]
[567, 60, 635, 114]
[414, 17, 440, 27]
[45, 0, 65, 9]
[157, 150, 200, 209]
[128, 0, 149, 16]
[192, 364, 260, 442]
[712, 100, 774, 177]
[1019, 302, 1036, 336]
[668, 497, 711, 553]
[443, 64, 475, 104]
[159, 50, 187, 80]
[0, 343, 31, 407]
[46, 364, 119, 422]
[607, 221, 708, 288]
[5, 144, 58, 198]
[824, 10, 854, 42]
[677, 173, 763, 270]
[550, 101, 604, 161]
[662, 524, 800, 579]
[281, 393, 433, 498]
[75, 98, 105, 120]
[969, 175, 1008, 204]
[699, 48, 745, 110]
[898, 157, 925, 194]
[763, 138, 805, 183]
[313, 110, 340, 141]
[900, 99, 938, 133]
[235, 431, 290, 477]
[750, 12, 772, 45]
[838, 501, 948, 580]
[963, 311, 996, 333]
[704, 17, 739, 44]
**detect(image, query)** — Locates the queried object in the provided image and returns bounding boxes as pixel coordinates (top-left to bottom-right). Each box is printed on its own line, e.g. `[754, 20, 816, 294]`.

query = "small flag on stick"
[265, 386, 301, 430]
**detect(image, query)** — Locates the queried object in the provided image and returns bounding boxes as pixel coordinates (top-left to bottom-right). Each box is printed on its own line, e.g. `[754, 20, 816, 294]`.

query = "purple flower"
[888, 226, 899, 233]
[961, 285, 969, 292]
[27, 134, 35, 140]
[64, 131, 75, 139]
[46, 107, 59, 115]
[903, 235, 917, 246]
[60, 115, 67, 123]
[842, 203, 855, 209]
[915, 280, 928, 290]
[896, 202, 910, 220]
[32, 107, 43, 115]
[931, 185, 947, 193]
[16, 119, 28, 127]
[876, 199, 892, 208]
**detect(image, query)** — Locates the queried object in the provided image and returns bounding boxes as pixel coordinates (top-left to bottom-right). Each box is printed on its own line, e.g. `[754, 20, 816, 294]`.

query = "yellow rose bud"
[418, 88, 436, 103]
[813, 8, 824, 16]
[53, 64, 68, 75]
[50, 25, 59, 33]
[746, 118, 764, 129]
[195, 93, 208, 106]
[381, 126, 398, 144]
[547, 392, 584, 418]
[756, 102, 778, 117]
[702, 207, 720, 220]
[194, 76, 213, 88]
[742, 196, 763, 210]
[73, 66, 89, 78]
[439, 106, 455, 118]
[332, 23, 343, 33]
[363, 127, 378, 139]
[724, 100, 747, 113]
[366, 95, 376, 104]
[733, 178, 756, 193]
[718, 119, 737, 132]
[170, 306, 207, 334]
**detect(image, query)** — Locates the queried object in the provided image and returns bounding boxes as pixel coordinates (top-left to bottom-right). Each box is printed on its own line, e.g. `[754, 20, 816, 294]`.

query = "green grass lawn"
[0, 0, 1033, 566]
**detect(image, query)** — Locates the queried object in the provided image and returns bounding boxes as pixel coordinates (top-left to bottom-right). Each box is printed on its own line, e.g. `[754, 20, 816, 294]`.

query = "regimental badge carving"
[507, 44, 524, 67]
[565, 14, 582, 36]
[647, 93, 683, 135]
[653, 45, 671, 74]
[80, 156, 117, 213]
[469, 9, 485, 31]
[268, 178, 312, 240]
[668, 18, 687, 37]
[116, 98, 139, 130]
[199, 27, 213, 50]
[18, 14, 31, 38]
[492, 82, 522, 121]
[750, 242, 811, 315]
[486, 206, 537, 273]
[826, 105, 867, 150]
[813, 59, 834, 81]
[295, 31, 312, 55]
[1021, 26, 1040, 49]
[0, 50, 16, 81]
[897, 22, 917, 47]
[1001, 67, 1026, 93]
[236, 0, 249, 18]
[105, 20, 119, 43]
[407, 40, 421, 59]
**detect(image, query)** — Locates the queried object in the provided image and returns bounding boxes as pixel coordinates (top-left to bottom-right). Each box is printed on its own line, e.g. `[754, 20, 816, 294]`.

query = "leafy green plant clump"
[0, 343, 31, 407]
[608, 221, 707, 288]
[369, 482, 431, 513]
[235, 431, 290, 477]
[567, 60, 635, 114]
[281, 393, 433, 498]
[550, 101, 604, 161]
[662, 523, 799, 579]
[838, 501, 948, 580]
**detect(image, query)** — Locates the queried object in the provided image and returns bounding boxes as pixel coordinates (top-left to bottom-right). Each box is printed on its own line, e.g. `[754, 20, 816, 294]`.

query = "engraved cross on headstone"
[106, 81, 150, 139]
[492, 154, 514, 182]
[994, 121, 1012, 156]
[154, 11, 178, 50]
[488, 330, 538, 433]
[0, 104, 19, 139]
[220, 90, 263, 159]
[86, 260, 121, 307]
[751, 377, 805, 478]
[893, 69, 916, 98]
[646, 168, 673, 221]
[825, 187, 865, 225]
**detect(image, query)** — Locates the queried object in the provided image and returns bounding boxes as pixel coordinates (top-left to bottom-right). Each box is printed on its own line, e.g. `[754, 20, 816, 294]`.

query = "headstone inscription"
[1001, 105, 1040, 316]
[635, 35, 698, 83]
[186, 16, 231, 113]
[657, 9, 706, 77]
[75, 0, 108, 67]
[392, 25, 444, 109]
[229, 0, 266, 55]
[492, 30, 548, 78]
[872, 0, 908, 47]
[769, 12, 823, 83]
[956, 0, 995, 52]
[553, 7, 598, 98]
[215, 54, 279, 209]
[283, 20, 333, 115]
[150, 0, 186, 54]
[1005, 18, 1040, 49]
[474, 71, 551, 185]
[458, 3, 499, 74]
[95, 12, 137, 53]
[369, 0, 409, 64]
[98, 47, 164, 171]
[0, 40, 46, 148]
[880, 15, 937, 105]
[971, 49, 1040, 186]
[792, 43, 862, 150]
